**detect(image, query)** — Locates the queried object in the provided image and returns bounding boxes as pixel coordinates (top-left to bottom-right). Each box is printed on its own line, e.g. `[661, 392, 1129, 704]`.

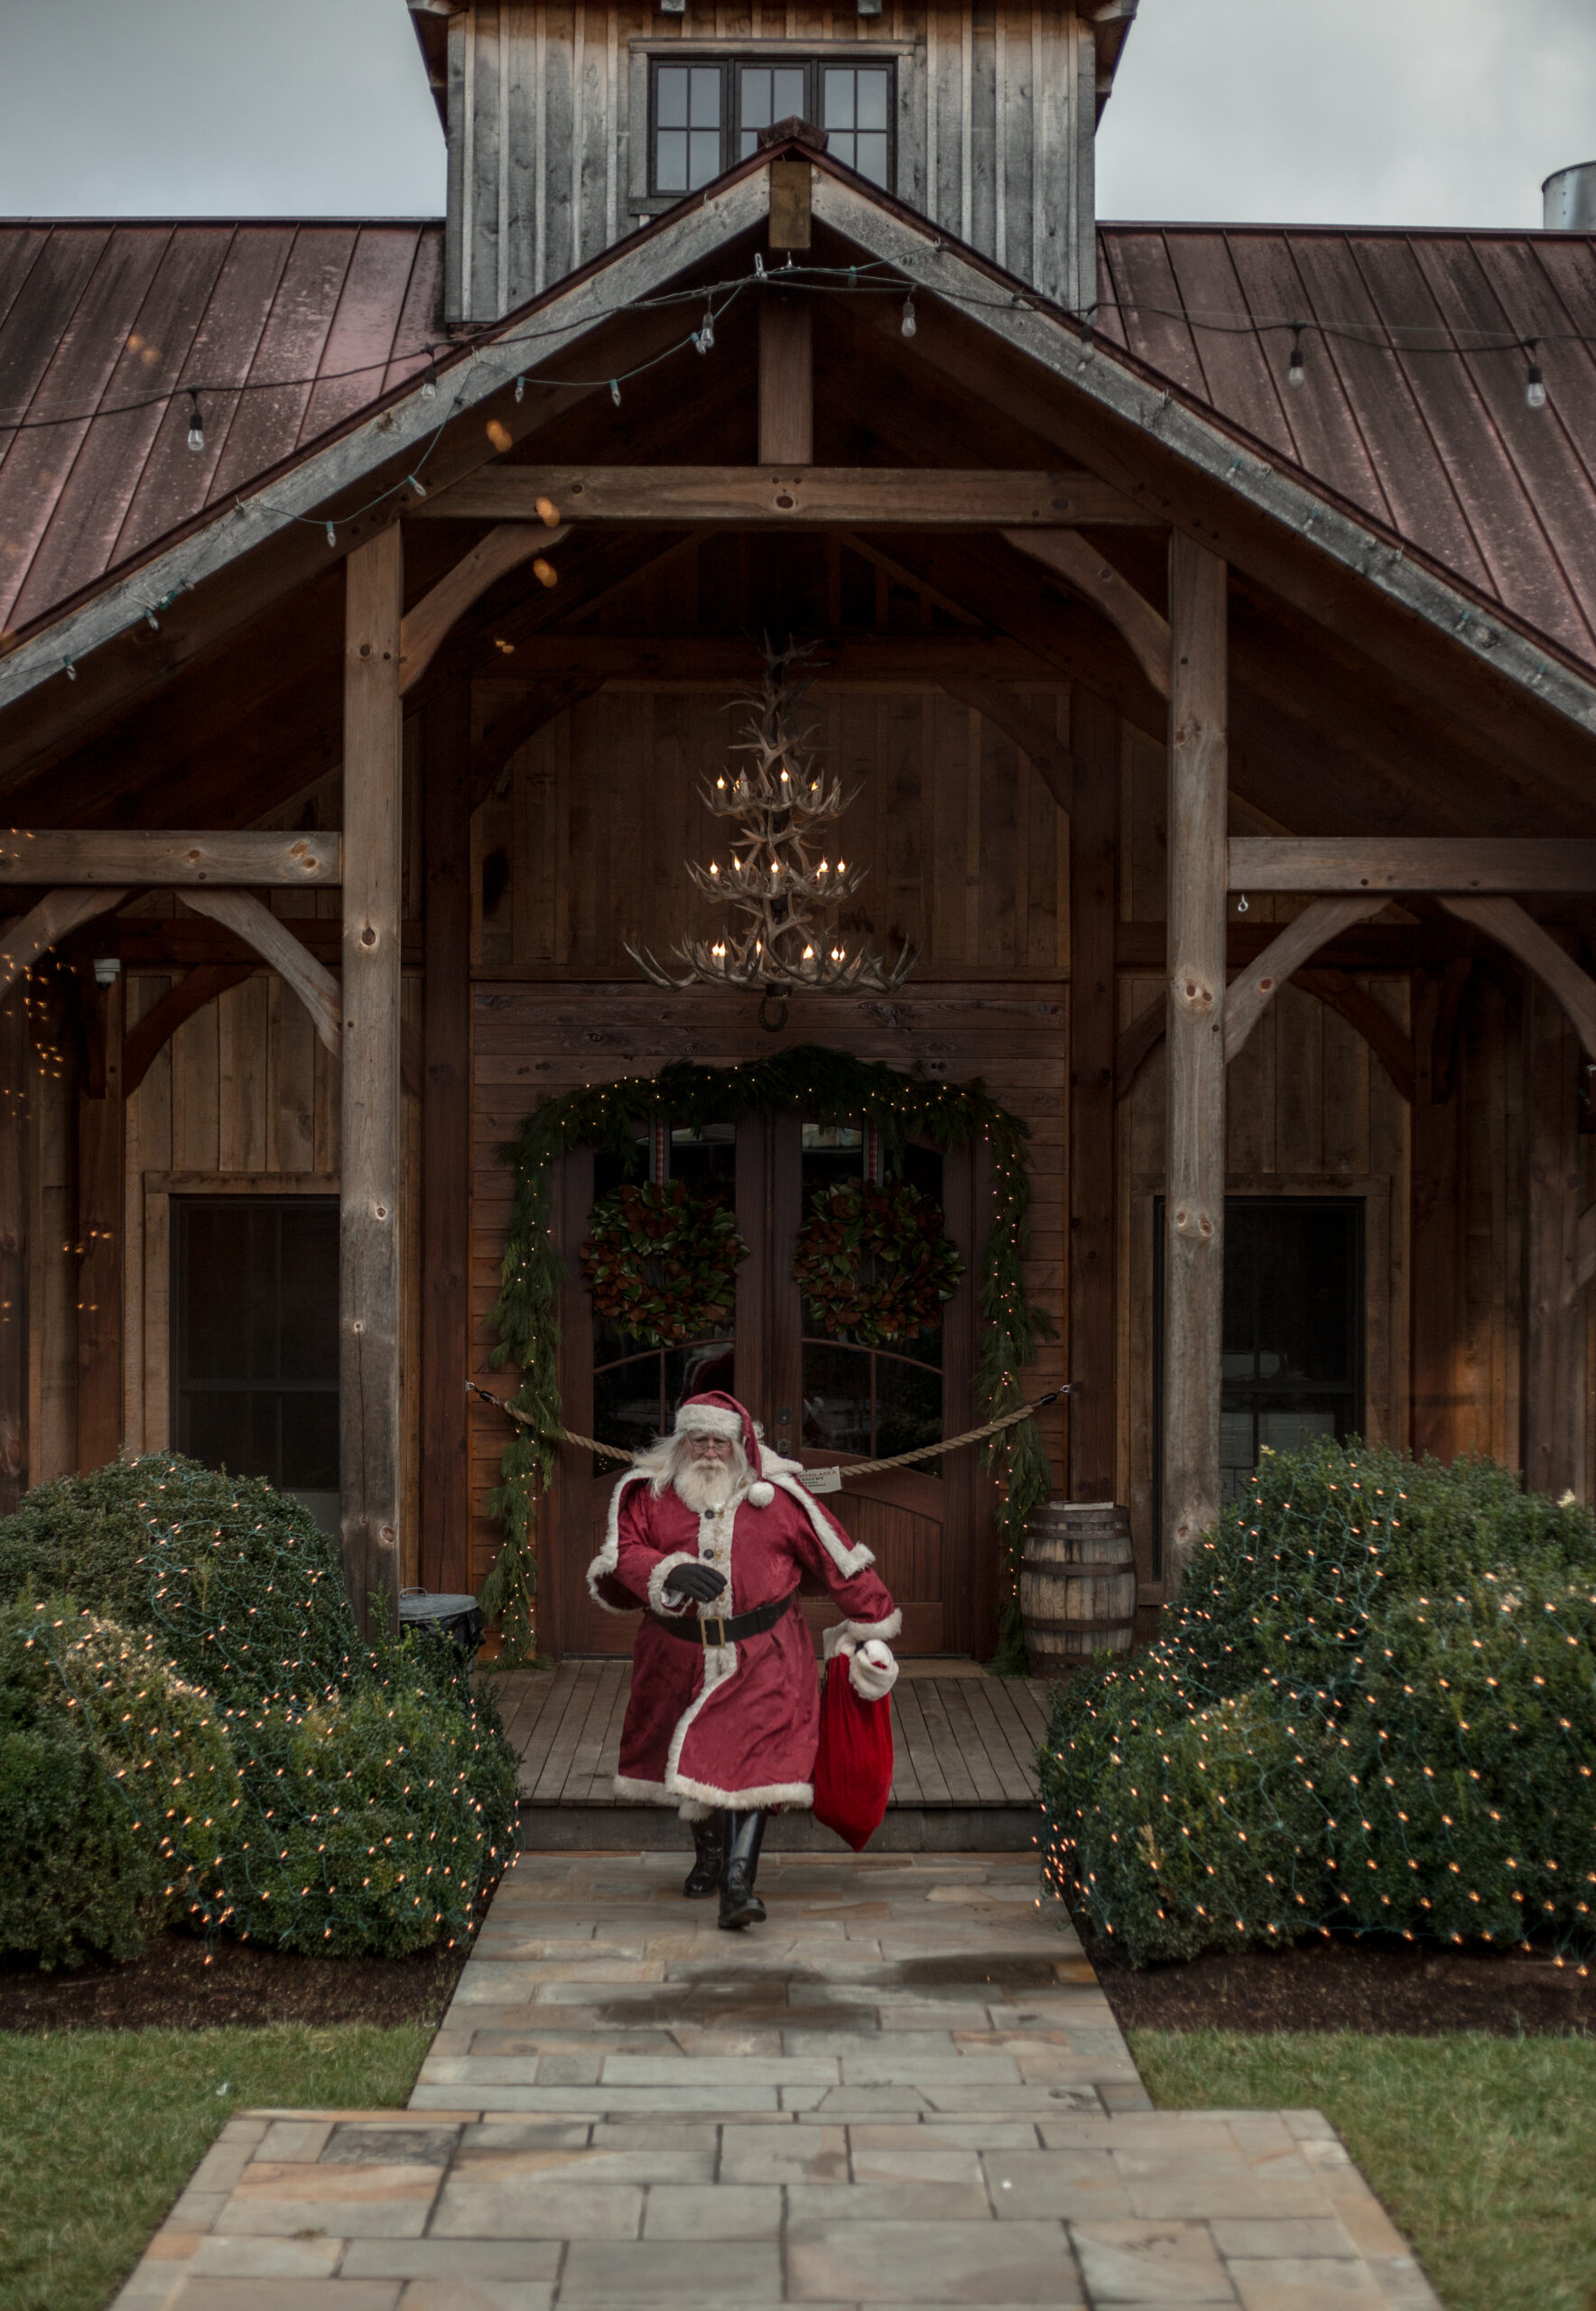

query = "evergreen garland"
[483, 1044, 1056, 1664]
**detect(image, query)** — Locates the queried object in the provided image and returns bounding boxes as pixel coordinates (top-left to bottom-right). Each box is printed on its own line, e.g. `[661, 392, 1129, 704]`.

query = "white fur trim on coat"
[747, 1480, 775, 1507]
[821, 1608, 903, 1654]
[646, 1552, 703, 1616]
[765, 1468, 877, 1579]
[586, 1467, 652, 1608]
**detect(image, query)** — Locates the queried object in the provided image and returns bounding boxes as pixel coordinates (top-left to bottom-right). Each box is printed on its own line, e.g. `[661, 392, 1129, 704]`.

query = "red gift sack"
[812, 1657, 895, 1852]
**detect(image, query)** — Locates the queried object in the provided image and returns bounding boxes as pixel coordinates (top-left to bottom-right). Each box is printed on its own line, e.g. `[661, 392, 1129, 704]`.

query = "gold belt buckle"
[702, 1613, 728, 1648]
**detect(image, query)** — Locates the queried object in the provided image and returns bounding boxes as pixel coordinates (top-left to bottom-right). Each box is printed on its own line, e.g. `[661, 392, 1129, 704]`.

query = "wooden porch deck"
[487, 1660, 1053, 1852]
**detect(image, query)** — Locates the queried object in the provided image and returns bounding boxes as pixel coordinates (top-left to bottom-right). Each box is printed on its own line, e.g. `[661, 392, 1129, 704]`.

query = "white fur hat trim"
[673, 1403, 744, 1441]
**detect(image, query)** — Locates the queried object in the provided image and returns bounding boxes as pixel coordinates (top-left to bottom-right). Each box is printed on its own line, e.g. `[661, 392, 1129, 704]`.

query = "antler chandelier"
[626, 643, 917, 1007]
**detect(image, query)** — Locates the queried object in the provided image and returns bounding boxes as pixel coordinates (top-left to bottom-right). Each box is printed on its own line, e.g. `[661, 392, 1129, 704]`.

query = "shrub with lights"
[1039, 1442, 1596, 1970]
[0, 1455, 516, 1968]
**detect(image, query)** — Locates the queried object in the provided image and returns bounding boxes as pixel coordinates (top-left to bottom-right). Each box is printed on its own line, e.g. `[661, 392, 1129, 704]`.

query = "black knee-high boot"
[682, 1813, 725, 1899]
[717, 1810, 768, 1930]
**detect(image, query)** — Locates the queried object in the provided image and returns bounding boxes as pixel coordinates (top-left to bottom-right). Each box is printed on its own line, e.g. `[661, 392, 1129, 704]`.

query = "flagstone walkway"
[112, 1852, 1441, 2309]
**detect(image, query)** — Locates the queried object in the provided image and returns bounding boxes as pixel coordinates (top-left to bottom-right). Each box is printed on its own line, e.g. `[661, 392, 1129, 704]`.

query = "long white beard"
[673, 1459, 739, 1515]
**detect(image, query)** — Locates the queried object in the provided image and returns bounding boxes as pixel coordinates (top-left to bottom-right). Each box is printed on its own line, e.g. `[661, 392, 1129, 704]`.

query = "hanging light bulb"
[185, 391, 205, 452]
[1286, 324, 1305, 390]
[421, 362, 438, 401]
[609, 379, 621, 406]
[1525, 339, 1547, 409]
[515, 375, 526, 404]
[901, 294, 916, 339]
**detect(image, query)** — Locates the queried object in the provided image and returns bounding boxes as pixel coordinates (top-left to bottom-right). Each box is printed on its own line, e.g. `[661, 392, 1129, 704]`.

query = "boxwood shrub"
[1039, 1443, 1596, 1968]
[0, 1454, 517, 1968]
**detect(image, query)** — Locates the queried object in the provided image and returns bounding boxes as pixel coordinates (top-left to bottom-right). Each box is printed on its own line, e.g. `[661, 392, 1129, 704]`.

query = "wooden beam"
[116, 919, 422, 970]
[474, 635, 1071, 683]
[76, 963, 123, 1470]
[758, 298, 813, 465]
[122, 964, 256, 1100]
[1523, 982, 1585, 1499]
[180, 891, 341, 1057]
[1003, 529, 1172, 699]
[1163, 536, 1229, 1584]
[1295, 970, 1415, 1105]
[1576, 1200, 1596, 1294]
[422, 678, 472, 1594]
[1410, 969, 1462, 1461]
[416, 467, 1150, 527]
[838, 534, 982, 629]
[0, 831, 339, 886]
[0, 984, 27, 1511]
[1069, 686, 1119, 1503]
[940, 681, 1074, 812]
[398, 521, 571, 697]
[1438, 895, 1596, 1059]
[1229, 839, 1596, 895]
[1223, 896, 1388, 1062]
[340, 529, 405, 1638]
[1429, 955, 1472, 1103]
[0, 888, 128, 996]
[469, 675, 606, 814]
[1115, 994, 1166, 1102]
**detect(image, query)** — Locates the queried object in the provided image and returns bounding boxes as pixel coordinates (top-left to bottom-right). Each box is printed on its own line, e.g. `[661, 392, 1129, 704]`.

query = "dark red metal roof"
[0, 220, 441, 641]
[1098, 224, 1596, 673]
[2, 214, 1595, 686]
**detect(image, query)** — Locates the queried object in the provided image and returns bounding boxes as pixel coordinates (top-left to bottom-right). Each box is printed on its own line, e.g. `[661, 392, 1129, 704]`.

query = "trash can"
[398, 1588, 486, 1660]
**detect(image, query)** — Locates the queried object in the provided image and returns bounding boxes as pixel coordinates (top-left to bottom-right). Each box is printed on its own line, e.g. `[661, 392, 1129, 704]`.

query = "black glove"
[663, 1562, 728, 1605]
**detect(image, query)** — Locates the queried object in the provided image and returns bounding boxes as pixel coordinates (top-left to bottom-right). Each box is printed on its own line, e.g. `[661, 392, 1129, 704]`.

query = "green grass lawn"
[1132, 2029, 1596, 2311]
[0, 2023, 431, 2311]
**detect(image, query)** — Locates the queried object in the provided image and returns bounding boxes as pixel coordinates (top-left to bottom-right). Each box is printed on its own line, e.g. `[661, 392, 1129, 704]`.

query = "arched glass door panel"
[589, 1119, 738, 1459]
[797, 1124, 945, 1464]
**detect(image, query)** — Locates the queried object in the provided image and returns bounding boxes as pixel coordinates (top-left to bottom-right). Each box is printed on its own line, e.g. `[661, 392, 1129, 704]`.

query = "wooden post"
[76, 961, 123, 1471]
[758, 298, 812, 465]
[1068, 685, 1119, 1503]
[0, 981, 28, 1508]
[341, 528, 404, 1637]
[1163, 537, 1229, 1583]
[1410, 968, 1463, 1462]
[422, 674, 473, 1592]
[1523, 982, 1585, 1498]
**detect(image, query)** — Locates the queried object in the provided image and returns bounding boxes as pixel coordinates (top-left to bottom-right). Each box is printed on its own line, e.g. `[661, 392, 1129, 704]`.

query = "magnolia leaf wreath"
[580, 1179, 747, 1348]
[792, 1179, 964, 1345]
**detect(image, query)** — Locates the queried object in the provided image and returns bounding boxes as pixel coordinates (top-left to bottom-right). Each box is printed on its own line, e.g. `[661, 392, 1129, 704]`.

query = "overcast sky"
[0, 0, 1591, 229]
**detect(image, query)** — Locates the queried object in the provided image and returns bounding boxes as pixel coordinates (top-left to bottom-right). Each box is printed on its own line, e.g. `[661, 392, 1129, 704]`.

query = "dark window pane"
[668, 1120, 737, 1192]
[173, 1198, 339, 1502]
[594, 1353, 665, 1458]
[875, 1354, 942, 1464]
[854, 130, 889, 187]
[802, 1341, 872, 1455]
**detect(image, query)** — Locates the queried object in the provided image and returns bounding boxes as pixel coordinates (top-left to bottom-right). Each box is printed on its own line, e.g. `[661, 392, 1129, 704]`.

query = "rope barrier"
[467, 1379, 1071, 1476]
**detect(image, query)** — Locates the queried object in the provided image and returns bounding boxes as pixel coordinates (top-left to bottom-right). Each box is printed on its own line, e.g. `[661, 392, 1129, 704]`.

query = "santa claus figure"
[587, 1390, 900, 1929]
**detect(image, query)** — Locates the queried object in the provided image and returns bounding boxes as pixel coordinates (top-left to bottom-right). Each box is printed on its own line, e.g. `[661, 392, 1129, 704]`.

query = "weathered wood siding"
[445, 2, 1096, 322]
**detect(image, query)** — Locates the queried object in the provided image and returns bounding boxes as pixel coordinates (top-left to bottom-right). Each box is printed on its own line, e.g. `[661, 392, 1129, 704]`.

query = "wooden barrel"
[1019, 1499, 1137, 1679]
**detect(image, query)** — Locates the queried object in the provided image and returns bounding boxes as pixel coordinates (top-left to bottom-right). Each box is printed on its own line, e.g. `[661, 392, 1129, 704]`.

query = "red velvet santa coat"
[587, 1458, 899, 1810]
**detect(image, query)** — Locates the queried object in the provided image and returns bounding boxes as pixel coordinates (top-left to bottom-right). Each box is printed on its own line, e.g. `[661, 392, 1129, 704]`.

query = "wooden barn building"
[2, 0, 1596, 1673]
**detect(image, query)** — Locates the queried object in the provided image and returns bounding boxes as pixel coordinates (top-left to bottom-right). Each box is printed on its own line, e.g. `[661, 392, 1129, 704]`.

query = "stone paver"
[109, 1852, 1441, 2309]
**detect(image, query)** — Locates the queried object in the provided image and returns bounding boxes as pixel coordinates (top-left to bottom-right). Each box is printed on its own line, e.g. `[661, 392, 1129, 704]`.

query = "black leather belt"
[649, 1589, 797, 1649]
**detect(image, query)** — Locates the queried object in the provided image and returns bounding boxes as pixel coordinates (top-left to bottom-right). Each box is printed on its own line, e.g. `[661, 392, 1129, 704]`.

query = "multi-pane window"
[1154, 1196, 1364, 1564]
[651, 59, 894, 196]
[172, 1197, 340, 1534]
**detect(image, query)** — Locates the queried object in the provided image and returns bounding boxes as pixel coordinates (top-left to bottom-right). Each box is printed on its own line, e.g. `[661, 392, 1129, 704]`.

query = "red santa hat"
[673, 1391, 775, 1506]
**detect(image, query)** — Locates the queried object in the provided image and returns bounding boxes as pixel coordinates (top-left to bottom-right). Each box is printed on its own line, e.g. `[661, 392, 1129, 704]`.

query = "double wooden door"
[545, 1110, 991, 1657]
